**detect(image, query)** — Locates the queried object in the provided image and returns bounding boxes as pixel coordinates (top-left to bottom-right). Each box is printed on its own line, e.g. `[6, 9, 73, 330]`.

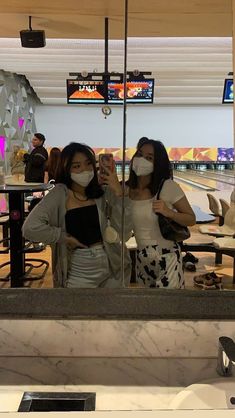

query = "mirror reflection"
[23, 141, 132, 288]
[0, 0, 234, 292]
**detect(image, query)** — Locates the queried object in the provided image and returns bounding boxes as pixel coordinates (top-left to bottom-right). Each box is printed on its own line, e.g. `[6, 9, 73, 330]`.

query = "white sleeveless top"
[130, 179, 185, 249]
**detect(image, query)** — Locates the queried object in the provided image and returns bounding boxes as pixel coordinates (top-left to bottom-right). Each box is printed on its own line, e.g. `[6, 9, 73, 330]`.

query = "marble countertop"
[0, 410, 235, 417]
[0, 385, 183, 412]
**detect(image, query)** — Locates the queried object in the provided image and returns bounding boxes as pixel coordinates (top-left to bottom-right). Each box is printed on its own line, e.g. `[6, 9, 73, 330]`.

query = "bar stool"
[0, 242, 49, 283]
[0, 213, 9, 247]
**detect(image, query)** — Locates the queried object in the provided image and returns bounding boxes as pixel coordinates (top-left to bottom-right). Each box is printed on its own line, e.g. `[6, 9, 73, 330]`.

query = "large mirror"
[0, 0, 235, 318]
[125, 0, 234, 293]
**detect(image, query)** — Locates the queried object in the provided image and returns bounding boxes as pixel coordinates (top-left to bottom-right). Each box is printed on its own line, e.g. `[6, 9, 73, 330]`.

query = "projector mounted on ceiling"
[20, 16, 46, 48]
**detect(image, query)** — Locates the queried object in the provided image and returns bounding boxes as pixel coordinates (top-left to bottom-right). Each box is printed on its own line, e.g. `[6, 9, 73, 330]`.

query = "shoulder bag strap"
[156, 178, 166, 200]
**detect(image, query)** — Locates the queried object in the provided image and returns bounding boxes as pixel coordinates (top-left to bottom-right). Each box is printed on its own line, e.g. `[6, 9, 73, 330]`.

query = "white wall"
[35, 104, 233, 149]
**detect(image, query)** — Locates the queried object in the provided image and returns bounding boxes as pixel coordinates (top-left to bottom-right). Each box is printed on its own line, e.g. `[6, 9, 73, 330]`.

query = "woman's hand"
[152, 199, 172, 218]
[65, 235, 88, 250]
[99, 165, 123, 197]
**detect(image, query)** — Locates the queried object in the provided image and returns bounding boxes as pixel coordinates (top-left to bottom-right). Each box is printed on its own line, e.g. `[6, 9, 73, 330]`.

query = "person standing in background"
[44, 147, 61, 183]
[24, 133, 48, 183]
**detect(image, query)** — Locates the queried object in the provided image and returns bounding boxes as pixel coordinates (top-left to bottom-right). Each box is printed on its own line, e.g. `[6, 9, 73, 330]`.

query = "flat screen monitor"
[67, 79, 105, 104]
[222, 79, 233, 104]
[107, 79, 154, 104]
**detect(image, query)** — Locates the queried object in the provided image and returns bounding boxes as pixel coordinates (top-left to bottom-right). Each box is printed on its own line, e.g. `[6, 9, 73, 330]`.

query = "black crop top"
[65, 205, 102, 247]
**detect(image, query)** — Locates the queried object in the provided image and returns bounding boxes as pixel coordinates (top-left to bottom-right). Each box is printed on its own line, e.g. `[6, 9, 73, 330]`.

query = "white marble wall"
[0, 320, 233, 388]
[0, 320, 234, 357]
[0, 357, 218, 386]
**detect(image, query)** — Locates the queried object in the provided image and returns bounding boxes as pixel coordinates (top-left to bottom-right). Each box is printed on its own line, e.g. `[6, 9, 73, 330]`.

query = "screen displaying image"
[67, 80, 105, 104]
[217, 147, 235, 161]
[222, 79, 233, 104]
[107, 79, 154, 104]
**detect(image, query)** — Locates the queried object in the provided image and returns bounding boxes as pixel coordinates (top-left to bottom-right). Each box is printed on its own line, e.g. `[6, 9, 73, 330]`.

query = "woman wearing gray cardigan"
[23, 142, 132, 288]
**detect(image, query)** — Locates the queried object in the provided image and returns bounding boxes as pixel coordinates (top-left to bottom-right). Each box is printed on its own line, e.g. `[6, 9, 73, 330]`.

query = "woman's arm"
[22, 188, 66, 244]
[153, 196, 196, 227]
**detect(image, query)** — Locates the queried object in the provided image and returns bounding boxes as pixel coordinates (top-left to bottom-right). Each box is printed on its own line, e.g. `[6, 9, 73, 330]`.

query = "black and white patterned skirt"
[136, 243, 184, 289]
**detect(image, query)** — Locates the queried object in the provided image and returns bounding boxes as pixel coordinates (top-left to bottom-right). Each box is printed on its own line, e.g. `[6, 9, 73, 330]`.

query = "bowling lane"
[175, 170, 235, 192]
[174, 178, 196, 192]
[185, 169, 235, 187]
[200, 169, 235, 178]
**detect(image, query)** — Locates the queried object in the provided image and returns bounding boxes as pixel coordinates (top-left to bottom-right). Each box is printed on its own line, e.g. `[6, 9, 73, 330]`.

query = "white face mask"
[71, 170, 94, 187]
[132, 156, 153, 176]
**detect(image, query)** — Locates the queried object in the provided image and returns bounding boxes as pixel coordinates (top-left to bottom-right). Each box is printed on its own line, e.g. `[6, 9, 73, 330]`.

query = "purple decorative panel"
[217, 147, 235, 161]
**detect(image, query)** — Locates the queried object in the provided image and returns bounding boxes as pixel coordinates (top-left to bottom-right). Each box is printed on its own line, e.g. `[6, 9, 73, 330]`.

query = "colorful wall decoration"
[0, 69, 38, 174]
[93, 147, 234, 162]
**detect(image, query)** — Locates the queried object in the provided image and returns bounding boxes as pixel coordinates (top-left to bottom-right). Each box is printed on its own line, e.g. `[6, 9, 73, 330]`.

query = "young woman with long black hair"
[128, 138, 195, 289]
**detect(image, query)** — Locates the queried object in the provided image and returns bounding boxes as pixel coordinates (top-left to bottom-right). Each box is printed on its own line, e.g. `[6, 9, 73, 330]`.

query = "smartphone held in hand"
[99, 153, 114, 175]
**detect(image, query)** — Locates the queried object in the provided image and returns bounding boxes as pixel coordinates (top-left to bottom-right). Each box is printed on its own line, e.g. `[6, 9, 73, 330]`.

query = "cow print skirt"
[136, 243, 184, 288]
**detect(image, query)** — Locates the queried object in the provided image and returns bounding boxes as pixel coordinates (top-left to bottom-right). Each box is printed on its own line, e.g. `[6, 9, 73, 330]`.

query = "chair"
[199, 203, 235, 236]
[0, 241, 49, 283]
[219, 198, 230, 219]
[197, 199, 234, 266]
[207, 193, 221, 216]
[207, 193, 223, 225]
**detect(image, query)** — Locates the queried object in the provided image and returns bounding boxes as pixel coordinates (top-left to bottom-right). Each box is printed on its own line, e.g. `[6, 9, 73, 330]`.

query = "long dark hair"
[128, 138, 173, 195]
[56, 142, 104, 199]
[47, 147, 61, 181]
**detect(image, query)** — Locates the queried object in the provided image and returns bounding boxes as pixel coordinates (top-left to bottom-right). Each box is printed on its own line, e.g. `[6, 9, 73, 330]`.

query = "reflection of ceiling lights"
[20, 16, 46, 48]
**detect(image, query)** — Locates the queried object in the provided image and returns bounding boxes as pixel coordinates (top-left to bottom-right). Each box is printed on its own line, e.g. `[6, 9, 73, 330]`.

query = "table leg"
[233, 258, 235, 285]
[215, 252, 223, 264]
[8, 192, 25, 287]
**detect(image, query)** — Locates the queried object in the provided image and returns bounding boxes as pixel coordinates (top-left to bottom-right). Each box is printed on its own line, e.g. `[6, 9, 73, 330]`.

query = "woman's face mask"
[132, 156, 154, 176]
[71, 170, 94, 187]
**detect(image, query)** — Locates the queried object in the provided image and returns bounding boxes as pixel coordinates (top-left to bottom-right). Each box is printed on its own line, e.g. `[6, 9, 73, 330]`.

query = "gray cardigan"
[22, 184, 132, 287]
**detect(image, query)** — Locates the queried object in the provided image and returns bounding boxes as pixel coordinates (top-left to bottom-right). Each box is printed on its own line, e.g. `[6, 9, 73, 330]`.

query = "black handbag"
[156, 180, 190, 242]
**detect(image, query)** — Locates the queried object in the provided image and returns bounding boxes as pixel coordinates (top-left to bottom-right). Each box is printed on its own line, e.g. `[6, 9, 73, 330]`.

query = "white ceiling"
[0, 0, 232, 106]
[0, 36, 232, 105]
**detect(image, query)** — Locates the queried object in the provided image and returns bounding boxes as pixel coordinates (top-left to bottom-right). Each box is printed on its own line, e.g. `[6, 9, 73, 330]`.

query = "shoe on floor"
[193, 272, 223, 290]
[184, 261, 196, 272]
[183, 252, 199, 264]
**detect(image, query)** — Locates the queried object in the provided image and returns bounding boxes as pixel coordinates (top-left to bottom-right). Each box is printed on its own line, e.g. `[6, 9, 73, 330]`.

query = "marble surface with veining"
[0, 320, 234, 357]
[0, 384, 183, 412]
[0, 319, 232, 390]
[0, 357, 219, 386]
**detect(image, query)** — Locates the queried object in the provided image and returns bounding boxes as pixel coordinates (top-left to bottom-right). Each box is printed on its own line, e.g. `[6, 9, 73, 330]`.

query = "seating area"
[0, 219, 234, 289]
[199, 194, 235, 236]
[0, 194, 49, 285]
[0, 184, 234, 289]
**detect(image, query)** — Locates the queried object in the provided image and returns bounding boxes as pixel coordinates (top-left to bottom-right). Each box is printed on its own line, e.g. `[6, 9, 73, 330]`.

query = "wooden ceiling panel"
[0, 0, 233, 104]
[0, 0, 231, 15]
[0, 0, 232, 38]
